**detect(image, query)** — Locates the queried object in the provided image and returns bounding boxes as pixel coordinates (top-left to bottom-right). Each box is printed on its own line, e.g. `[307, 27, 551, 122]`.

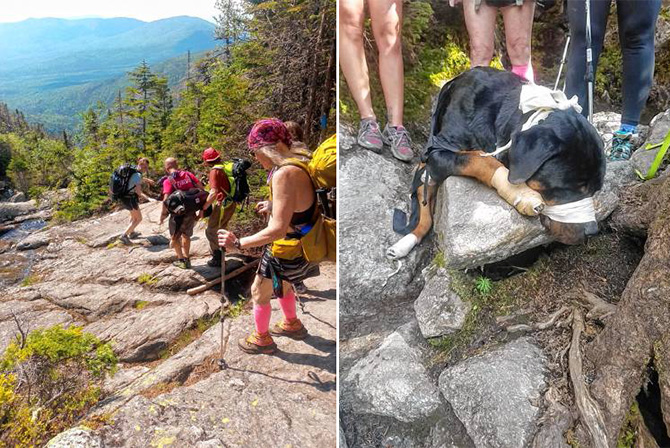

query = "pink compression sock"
[277, 289, 297, 321]
[253, 304, 272, 334]
[512, 63, 534, 83]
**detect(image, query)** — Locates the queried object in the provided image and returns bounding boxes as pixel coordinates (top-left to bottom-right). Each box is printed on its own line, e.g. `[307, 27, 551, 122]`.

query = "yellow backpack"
[270, 135, 337, 263]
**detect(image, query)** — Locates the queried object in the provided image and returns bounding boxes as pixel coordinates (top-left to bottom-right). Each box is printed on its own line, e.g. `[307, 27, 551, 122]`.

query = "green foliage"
[474, 276, 493, 296]
[137, 273, 158, 286]
[19, 274, 40, 287]
[0, 325, 117, 447]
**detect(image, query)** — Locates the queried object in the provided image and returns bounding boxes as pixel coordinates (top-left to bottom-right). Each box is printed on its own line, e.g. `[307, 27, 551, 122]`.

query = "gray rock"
[339, 126, 431, 323]
[414, 268, 471, 338]
[146, 234, 170, 246]
[340, 424, 348, 448]
[632, 109, 670, 178]
[0, 200, 37, 221]
[439, 338, 547, 448]
[344, 329, 442, 423]
[46, 426, 104, 448]
[16, 234, 50, 250]
[433, 160, 636, 269]
[9, 191, 27, 203]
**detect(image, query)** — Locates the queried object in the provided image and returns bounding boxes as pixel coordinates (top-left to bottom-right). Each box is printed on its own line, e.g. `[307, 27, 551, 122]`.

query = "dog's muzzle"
[541, 197, 596, 224]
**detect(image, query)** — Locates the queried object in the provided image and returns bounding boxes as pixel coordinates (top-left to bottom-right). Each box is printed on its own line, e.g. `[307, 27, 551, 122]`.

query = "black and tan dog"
[388, 67, 606, 259]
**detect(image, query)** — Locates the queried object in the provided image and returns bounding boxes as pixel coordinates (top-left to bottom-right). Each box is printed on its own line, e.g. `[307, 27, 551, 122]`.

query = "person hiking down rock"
[159, 157, 204, 269]
[218, 118, 316, 355]
[110, 157, 156, 245]
[200, 147, 237, 268]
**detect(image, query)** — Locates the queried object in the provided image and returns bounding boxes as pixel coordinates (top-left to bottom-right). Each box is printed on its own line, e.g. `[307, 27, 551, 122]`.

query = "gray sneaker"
[382, 125, 414, 162]
[357, 118, 384, 152]
[119, 234, 132, 245]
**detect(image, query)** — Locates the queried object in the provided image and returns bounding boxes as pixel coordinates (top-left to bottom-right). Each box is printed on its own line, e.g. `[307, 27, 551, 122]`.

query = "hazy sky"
[0, 0, 220, 23]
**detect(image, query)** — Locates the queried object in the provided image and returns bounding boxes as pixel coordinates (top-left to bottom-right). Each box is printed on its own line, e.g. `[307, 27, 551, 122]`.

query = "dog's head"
[508, 110, 606, 245]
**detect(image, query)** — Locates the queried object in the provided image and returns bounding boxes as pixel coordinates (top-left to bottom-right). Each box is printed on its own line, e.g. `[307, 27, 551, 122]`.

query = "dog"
[388, 67, 606, 259]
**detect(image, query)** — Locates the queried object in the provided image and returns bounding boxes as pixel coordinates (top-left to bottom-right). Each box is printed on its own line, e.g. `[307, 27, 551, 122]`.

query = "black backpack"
[110, 164, 140, 200]
[230, 158, 252, 203]
[165, 188, 208, 216]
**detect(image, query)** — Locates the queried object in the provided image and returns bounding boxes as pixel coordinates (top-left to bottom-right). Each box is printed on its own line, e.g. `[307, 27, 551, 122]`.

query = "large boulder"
[438, 337, 547, 448]
[414, 268, 471, 338]
[339, 124, 432, 323]
[0, 200, 37, 222]
[344, 325, 442, 423]
[433, 160, 637, 269]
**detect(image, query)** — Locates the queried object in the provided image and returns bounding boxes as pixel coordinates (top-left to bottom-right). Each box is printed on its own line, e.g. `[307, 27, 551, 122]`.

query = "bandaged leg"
[490, 167, 545, 216]
[387, 233, 419, 260]
[253, 303, 272, 334]
[277, 288, 297, 321]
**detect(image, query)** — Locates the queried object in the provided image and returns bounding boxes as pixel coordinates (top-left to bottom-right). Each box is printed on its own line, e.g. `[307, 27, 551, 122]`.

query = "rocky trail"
[339, 110, 670, 448]
[0, 201, 336, 447]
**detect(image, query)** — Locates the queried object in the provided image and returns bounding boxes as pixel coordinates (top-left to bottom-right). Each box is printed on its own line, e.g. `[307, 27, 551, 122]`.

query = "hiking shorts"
[119, 194, 139, 211]
[258, 246, 320, 296]
[169, 212, 197, 238]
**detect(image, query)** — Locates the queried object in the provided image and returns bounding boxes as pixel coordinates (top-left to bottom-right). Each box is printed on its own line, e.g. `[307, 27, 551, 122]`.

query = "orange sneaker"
[269, 318, 308, 340]
[238, 332, 277, 354]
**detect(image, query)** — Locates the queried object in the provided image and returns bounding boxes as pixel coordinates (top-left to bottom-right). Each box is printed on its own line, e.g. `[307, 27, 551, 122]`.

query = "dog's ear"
[508, 125, 561, 184]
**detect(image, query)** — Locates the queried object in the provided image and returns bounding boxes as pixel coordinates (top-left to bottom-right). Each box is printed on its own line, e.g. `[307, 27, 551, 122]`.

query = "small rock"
[414, 269, 471, 338]
[16, 235, 50, 251]
[344, 329, 442, 423]
[632, 108, 670, 178]
[46, 426, 103, 448]
[146, 234, 170, 246]
[438, 338, 547, 448]
[9, 191, 27, 203]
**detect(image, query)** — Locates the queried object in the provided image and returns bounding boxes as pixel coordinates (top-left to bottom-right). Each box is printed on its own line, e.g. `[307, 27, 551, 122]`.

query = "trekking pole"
[585, 0, 594, 122]
[218, 248, 231, 370]
[554, 33, 570, 91]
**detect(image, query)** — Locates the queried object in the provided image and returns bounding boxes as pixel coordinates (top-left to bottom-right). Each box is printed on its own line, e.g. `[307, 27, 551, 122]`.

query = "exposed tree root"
[505, 306, 570, 333]
[570, 308, 609, 448]
[655, 333, 670, 436]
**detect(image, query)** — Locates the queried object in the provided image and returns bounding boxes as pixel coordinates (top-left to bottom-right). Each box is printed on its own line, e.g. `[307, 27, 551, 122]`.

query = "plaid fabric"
[248, 118, 292, 150]
[258, 246, 320, 296]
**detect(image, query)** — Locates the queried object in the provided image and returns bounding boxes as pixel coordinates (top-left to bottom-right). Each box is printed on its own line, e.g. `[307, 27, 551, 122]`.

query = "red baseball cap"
[202, 147, 220, 162]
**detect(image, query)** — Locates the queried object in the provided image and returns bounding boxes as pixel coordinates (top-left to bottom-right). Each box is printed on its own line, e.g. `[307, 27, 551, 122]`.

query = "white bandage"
[542, 197, 596, 223]
[386, 233, 419, 260]
[490, 167, 545, 216]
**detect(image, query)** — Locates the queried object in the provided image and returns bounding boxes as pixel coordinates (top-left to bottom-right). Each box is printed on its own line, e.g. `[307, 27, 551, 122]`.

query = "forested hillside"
[1, 0, 336, 225]
[0, 16, 217, 132]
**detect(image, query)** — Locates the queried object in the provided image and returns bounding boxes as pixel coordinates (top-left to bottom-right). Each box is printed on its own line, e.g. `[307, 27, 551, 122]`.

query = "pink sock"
[512, 63, 534, 83]
[277, 289, 297, 321]
[253, 304, 272, 334]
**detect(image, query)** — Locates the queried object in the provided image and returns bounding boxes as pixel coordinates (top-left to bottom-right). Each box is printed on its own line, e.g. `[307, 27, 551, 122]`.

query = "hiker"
[339, 0, 414, 162]
[159, 157, 204, 269]
[218, 118, 317, 354]
[283, 121, 313, 294]
[112, 157, 156, 245]
[200, 147, 237, 268]
[450, 0, 536, 82]
[565, 0, 662, 161]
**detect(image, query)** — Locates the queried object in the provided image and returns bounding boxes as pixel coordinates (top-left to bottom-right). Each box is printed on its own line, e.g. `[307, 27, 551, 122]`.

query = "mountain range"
[0, 16, 218, 132]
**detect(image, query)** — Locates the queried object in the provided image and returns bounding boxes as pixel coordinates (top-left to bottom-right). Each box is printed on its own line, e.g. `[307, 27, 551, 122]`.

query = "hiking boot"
[119, 234, 132, 245]
[609, 131, 634, 161]
[357, 118, 384, 153]
[238, 332, 277, 354]
[294, 281, 308, 294]
[173, 258, 190, 269]
[382, 124, 414, 162]
[270, 318, 308, 340]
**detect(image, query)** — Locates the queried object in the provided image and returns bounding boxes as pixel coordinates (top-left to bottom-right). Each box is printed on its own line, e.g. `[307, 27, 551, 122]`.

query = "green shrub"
[0, 325, 117, 448]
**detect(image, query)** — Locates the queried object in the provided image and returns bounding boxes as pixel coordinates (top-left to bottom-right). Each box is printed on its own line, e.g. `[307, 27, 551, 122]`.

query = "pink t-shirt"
[162, 170, 199, 196]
